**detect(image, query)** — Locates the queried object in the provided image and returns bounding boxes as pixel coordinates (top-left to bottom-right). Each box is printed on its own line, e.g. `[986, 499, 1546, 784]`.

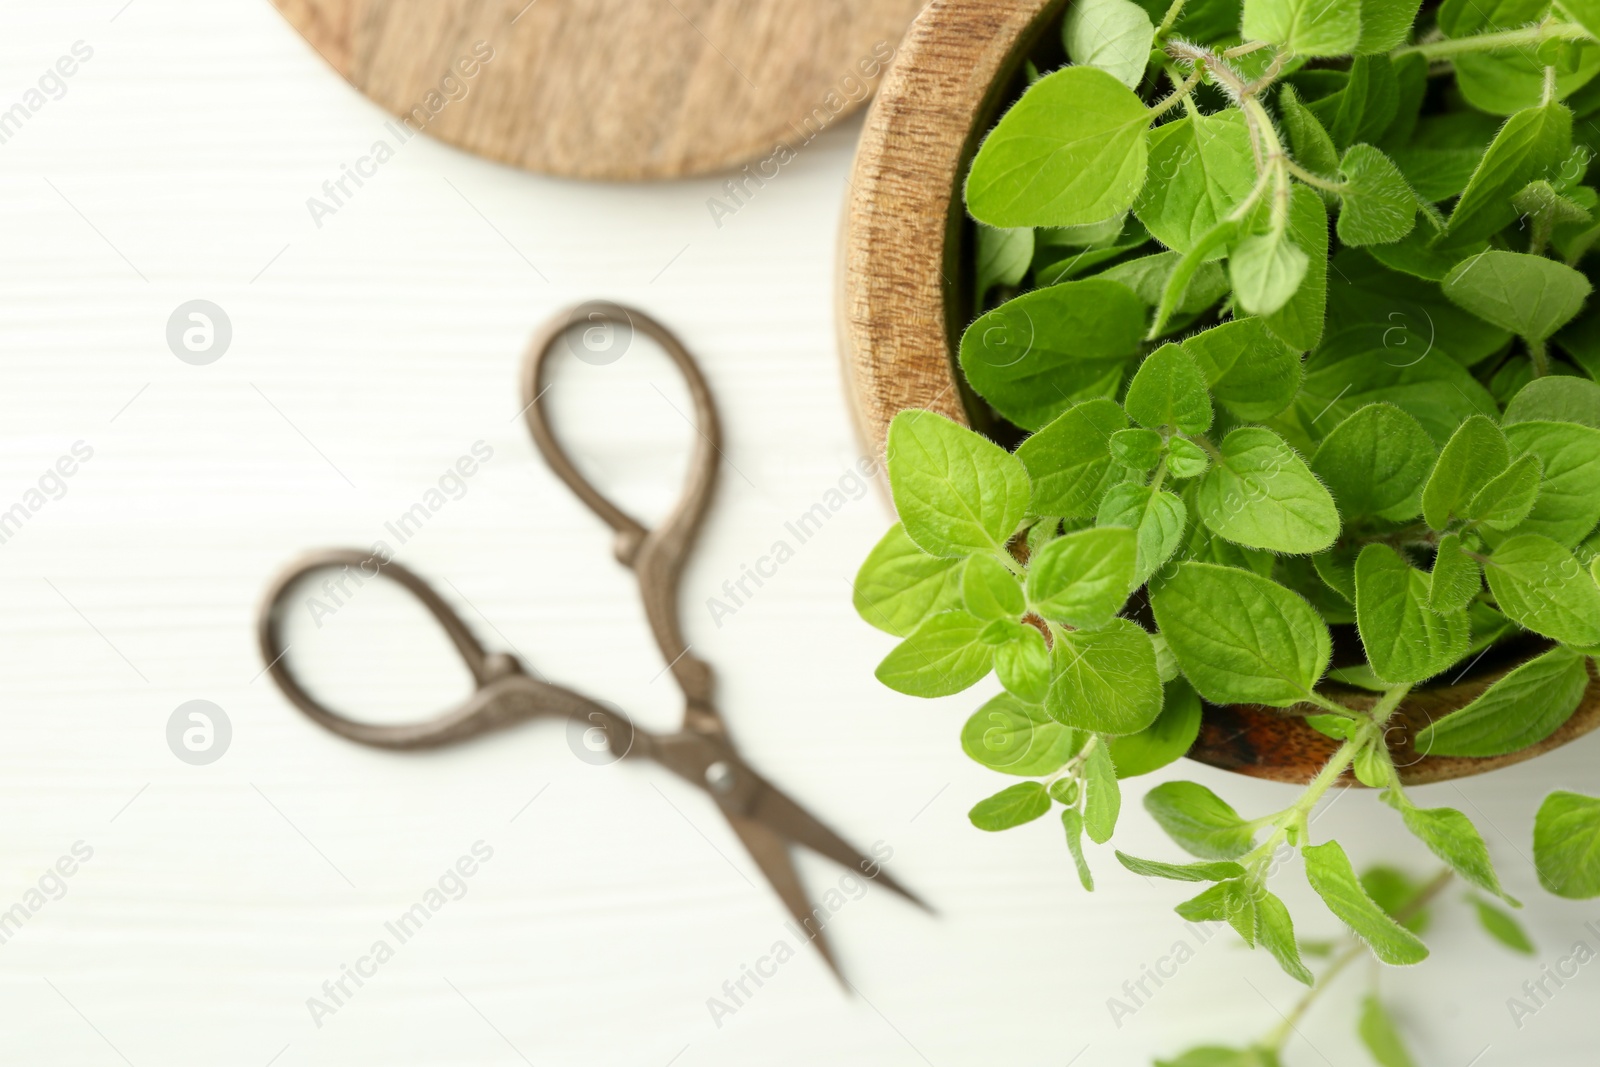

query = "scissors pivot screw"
[703, 760, 737, 794]
[613, 529, 645, 566]
[482, 652, 522, 680]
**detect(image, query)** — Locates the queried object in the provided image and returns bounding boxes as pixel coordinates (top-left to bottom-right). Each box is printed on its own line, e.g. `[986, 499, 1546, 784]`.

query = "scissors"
[257, 302, 926, 980]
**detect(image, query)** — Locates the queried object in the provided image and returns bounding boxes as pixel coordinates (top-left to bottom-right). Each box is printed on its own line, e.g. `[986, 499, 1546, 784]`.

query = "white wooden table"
[0, 2, 1593, 1064]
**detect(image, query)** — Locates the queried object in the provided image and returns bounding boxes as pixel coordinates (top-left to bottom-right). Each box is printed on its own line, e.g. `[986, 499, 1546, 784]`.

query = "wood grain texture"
[270, 0, 924, 180]
[839, 0, 1062, 458]
[837, 0, 1600, 784]
[1200, 661, 1600, 785]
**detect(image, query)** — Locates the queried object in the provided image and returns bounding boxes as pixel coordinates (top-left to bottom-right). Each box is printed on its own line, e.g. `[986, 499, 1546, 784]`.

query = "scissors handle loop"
[256, 549, 638, 753]
[522, 303, 721, 712]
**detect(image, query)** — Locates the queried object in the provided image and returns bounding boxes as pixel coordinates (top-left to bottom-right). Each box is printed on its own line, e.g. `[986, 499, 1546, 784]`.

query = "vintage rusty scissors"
[257, 302, 925, 979]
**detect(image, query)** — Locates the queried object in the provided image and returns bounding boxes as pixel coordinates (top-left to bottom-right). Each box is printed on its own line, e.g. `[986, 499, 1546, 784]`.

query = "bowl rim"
[837, 0, 1600, 785]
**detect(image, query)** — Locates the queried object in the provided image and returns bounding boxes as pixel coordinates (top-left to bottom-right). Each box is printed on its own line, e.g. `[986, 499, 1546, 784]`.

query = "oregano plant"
[855, 0, 1600, 1060]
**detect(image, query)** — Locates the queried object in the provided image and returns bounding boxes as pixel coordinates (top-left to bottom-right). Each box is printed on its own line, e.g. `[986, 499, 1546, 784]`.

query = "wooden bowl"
[837, 0, 1600, 784]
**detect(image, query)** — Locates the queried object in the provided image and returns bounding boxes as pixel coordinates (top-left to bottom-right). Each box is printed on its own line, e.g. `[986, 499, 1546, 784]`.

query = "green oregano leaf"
[1150, 630, 1179, 682]
[1033, 225, 1147, 288]
[978, 616, 1025, 647]
[1338, 144, 1418, 246]
[959, 279, 1147, 430]
[1385, 792, 1518, 905]
[1151, 561, 1332, 706]
[1124, 343, 1213, 433]
[1302, 840, 1430, 965]
[995, 624, 1052, 702]
[1313, 544, 1358, 602]
[1354, 544, 1470, 684]
[1101, 252, 1230, 316]
[1367, 226, 1486, 280]
[1280, 83, 1339, 178]
[1047, 619, 1164, 734]
[1416, 646, 1591, 757]
[1295, 349, 1500, 449]
[962, 554, 1024, 620]
[1182, 318, 1304, 421]
[1106, 679, 1202, 777]
[1195, 428, 1340, 553]
[1083, 738, 1121, 843]
[1358, 996, 1419, 1067]
[1427, 532, 1482, 614]
[1447, 5, 1600, 116]
[1264, 185, 1331, 351]
[1151, 218, 1242, 336]
[1421, 415, 1509, 531]
[1314, 54, 1400, 150]
[1026, 517, 1063, 556]
[1441, 251, 1593, 342]
[1563, 0, 1600, 39]
[1039, 213, 1130, 247]
[961, 692, 1079, 775]
[1242, 0, 1361, 56]
[1184, 522, 1277, 576]
[1114, 851, 1246, 882]
[1144, 781, 1257, 860]
[1534, 791, 1600, 898]
[1483, 534, 1600, 646]
[1027, 526, 1137, 627]
[1230, 228, 1310, 319]
[1109, 427, 1164, 470]
[1361, 865, 1432, 933]
[852, 523, 964, 636]
[1062, 0, 1155, 89]
[1096, 482, 1187, 586]
[1016, 399, 1128, 518]
[1166, 437, 1210, 479]
[1176, 879, 1259, 945]
[1324, 248, 1511, 368]
[1464, 452, 1541, 529]
[874, 611, 994, 697]
[1135, 110, 1258, 256]
[975, 224, 1033, 303]
[968, 781, 1052, 831]
[1503, 420, 1600, 546]
[1353, 735, 1394, 788]
[1062, 808, 1094, 890]
[1449, 98, 1573, 243]
[1513, 178, 1592, 232]
[1310, 403, 1435, 522]
[1470, 896, 1535, 955]
[1130, 0, 1244, 41]
[1257, 890, 1316, 986]
[1504, 377, 1600, 428]
[966, 65, 1152, 228]
[887, 410, 1030, 558]
[1355, 0, 1421, 53]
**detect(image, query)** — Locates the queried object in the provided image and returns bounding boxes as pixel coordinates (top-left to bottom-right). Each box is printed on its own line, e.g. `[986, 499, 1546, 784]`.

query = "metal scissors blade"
[651, 730, 931, 937]
[710, 758, 932, 984]
[739, 768, 931, 913]
[723, 812, 847, 985]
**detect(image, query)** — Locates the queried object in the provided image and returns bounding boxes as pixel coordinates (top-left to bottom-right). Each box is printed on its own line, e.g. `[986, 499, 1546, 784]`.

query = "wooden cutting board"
[272, 0, 925, 180]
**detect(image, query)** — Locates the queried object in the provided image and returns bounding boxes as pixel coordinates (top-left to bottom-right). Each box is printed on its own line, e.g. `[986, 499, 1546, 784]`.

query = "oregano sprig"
[1155, 867, 1537, 1066]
